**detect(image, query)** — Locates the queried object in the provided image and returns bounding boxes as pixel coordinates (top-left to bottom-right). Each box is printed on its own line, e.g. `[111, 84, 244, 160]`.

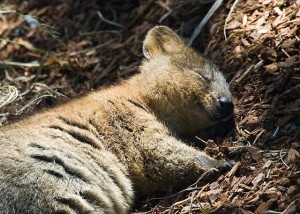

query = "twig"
[0, 9, 16, 14]
[188, 191, 196, 214]
[163, 184, 209, 214]
[142, 168, 214, 203]
[126, 1, 151, 29]
[187, 168, 219, 190]
[68, 39, 115, 56]
[279, 150, 289, 169]
[95, 58, 117, 83]
[0, 61, 40, 67]
[97, 11, 124, 29]
[195, 136, 208, 144]
[235, 64, 254, 83]
[0, 85, 18, 109]
[159, 10, 173, 23]
[281, 200, 300, 214]
[16, 94, 55, 115]
[266, 168, 271, 178]
[79, 30, 120, 36]
[188, 0, 223, 46]
[33, 83, 66, 97]
[272, 126, 280, 138]
[0, 37, 46, 54]
[224, 0, 240, 41]
[225, 161, 240, 177]
[281, 48, 290, 58]
[252, 129, 265, 145]
[266, 211, 283, 214]
[34, 52, 49, 83]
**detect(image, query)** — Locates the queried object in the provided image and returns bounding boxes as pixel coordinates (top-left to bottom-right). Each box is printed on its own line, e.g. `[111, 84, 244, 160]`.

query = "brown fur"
[0, 26, 233, 214]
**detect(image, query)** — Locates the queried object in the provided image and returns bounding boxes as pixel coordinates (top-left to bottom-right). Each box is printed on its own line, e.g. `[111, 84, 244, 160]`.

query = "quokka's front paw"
[199, 159, 233, 181]
[196, 153, 233, 172]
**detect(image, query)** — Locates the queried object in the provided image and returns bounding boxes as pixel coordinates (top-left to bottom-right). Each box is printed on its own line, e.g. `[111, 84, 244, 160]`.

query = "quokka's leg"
[134, 135, 231, 195]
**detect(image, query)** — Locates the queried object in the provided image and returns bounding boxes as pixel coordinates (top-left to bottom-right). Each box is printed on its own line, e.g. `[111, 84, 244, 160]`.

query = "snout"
[217, 97, 234, 120]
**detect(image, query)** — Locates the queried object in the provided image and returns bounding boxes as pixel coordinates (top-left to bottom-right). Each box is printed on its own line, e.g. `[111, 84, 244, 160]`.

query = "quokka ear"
[143, 26, 186, 59]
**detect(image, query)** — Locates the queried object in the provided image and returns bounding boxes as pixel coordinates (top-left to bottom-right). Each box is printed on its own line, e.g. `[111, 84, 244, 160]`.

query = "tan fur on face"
[0, 26, 233, 214]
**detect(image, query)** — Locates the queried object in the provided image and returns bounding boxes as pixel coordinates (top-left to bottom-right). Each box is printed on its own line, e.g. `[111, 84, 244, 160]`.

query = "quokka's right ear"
[143, 26, 186, 59]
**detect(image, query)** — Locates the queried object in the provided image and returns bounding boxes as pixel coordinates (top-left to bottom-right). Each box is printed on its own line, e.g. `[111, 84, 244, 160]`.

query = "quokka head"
[140, 26, 234, 135]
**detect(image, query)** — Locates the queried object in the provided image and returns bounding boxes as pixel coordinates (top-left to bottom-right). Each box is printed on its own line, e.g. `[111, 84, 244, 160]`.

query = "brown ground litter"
[0, 0, 299, 213]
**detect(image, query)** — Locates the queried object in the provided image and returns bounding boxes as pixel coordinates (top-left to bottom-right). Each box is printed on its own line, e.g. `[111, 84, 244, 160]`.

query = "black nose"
[218, 97, 234, 119]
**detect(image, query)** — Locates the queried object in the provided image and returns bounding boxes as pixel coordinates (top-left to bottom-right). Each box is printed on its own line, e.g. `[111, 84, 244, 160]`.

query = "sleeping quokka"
[0, 26, 234, 214]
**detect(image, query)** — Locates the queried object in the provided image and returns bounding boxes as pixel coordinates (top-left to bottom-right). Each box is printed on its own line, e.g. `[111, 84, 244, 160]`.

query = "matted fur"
[0, 26, 233, 214]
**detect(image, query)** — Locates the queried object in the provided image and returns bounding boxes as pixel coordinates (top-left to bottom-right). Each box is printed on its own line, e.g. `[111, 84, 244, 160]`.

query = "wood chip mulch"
[0, 0, 299, 213]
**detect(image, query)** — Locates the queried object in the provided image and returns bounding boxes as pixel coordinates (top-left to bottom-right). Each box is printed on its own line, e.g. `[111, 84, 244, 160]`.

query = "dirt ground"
[0, 0, 299, 213]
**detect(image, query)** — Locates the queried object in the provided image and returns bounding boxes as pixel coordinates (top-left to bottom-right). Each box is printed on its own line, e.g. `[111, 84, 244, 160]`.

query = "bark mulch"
[0, 0, 299, 213]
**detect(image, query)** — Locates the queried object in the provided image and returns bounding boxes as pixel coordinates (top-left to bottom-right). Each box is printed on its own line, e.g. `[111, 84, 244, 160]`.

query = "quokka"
[0, 26, 234, 214]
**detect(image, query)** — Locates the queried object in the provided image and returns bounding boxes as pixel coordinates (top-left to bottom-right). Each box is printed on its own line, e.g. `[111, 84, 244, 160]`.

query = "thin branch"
[188, 0, 223, 46]
[0, 38, 46, 54]
[97, 11, 124, 29]
[34, 52, 49, 83]
[279, 150, 289, 169]
[224, 0, 240, 41]
[16, 94, 55, 115]
[0, 61, 40, 67]
[188, 191, 196, 214]
[159, 10, 173, 23]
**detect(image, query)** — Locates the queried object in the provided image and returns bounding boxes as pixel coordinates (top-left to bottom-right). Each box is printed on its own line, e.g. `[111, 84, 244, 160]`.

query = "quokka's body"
[0, 26, 234, 214]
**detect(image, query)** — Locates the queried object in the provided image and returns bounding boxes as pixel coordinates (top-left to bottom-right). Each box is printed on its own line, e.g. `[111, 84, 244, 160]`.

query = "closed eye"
[192, 68, 212, 82]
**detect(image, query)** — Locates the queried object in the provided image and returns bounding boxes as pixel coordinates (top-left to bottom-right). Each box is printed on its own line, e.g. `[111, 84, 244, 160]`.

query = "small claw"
[208, 168, 219, 173]
[224, 162, 233, 169]
[217, 160, 233, 171]
[201, 167, 220, 181]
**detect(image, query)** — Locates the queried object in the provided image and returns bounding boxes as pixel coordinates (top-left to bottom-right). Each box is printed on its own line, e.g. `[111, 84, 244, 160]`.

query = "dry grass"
[0, 84, 18, 109]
